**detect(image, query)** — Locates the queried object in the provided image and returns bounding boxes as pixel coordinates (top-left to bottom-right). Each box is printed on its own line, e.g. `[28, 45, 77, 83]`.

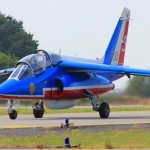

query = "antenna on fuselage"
[59, 49, 61, 55]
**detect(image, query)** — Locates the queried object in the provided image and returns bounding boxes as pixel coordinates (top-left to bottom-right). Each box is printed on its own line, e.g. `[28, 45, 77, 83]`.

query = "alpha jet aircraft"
[0, 7, 150, 120]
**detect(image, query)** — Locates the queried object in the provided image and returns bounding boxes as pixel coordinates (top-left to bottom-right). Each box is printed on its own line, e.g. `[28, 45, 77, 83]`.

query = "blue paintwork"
[0, 7, 150, 101]
[0, 66, 58, 96]
[104, 19, 123, 65]
[59, 61, 150, 77]
[0, 53, 150, 99]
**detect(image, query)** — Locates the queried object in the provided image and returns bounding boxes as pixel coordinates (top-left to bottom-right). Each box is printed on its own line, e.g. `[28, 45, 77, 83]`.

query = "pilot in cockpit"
[9, 51, 52, 80]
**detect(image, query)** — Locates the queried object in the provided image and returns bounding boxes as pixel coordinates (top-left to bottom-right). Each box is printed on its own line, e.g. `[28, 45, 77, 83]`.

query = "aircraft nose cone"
[0, 79, 19, 97]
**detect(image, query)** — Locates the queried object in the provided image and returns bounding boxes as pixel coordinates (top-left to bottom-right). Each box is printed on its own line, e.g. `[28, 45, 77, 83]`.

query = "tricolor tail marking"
[103, 7, 130, 66]
[118, 18, 129, 65]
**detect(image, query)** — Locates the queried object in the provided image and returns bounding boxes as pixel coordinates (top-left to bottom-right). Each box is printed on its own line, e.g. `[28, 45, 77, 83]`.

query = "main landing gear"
[84, 90, 110, 118]
[8, 100, 17, 120]
[33, 100, 45, 118]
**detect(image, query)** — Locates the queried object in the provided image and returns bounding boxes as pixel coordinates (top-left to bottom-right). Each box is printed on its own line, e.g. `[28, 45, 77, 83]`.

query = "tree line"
[0, 13, 38, 69]
[0, 13, 38, 83]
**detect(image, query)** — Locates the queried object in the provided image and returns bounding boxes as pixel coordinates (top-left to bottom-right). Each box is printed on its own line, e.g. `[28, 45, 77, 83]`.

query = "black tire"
[9, 110, 17, 120]
[99, 102, 110, 118]
[33, 109, 44, 118]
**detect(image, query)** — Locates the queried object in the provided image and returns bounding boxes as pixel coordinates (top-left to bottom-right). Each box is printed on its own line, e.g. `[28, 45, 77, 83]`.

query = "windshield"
[10, 65, 32, 80]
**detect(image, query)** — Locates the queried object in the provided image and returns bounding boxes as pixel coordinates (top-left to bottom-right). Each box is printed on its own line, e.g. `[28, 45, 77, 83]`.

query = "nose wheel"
[8, 100, 17, 120]
[9, 110, 17, 120]
[33, 100, 45, 118]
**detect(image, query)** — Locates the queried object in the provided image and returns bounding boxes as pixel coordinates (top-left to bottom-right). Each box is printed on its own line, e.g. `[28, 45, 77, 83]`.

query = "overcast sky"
[0, 0, 150, 89]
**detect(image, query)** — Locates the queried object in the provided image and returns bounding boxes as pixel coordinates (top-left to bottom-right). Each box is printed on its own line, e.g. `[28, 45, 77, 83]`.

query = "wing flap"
[59, 61, 150, 77]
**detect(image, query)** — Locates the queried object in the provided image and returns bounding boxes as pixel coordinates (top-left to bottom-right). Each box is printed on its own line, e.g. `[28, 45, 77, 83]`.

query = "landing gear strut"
[33, 100, 45, 118]
[84, 90, 110, 118]
[8, 100, 17, 120]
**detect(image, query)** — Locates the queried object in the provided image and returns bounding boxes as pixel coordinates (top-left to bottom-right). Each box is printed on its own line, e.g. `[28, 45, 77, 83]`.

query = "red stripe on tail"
[118, 20, 129, 65]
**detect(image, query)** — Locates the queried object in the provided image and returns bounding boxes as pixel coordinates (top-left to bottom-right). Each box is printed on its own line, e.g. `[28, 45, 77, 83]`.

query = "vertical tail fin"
[103, 7, 130, 65]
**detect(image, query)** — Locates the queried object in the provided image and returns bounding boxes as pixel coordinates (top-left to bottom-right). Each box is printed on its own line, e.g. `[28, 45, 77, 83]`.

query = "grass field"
[0, 129, 150, 149]
[0, 106, 150, 116]
[0, 106, 150, 148]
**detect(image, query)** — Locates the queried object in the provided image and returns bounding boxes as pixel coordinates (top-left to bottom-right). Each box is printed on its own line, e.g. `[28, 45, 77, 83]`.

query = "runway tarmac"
[0, 111, 150, 128]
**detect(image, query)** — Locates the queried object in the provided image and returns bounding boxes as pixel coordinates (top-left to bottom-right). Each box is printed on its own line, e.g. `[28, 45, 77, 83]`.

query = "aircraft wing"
[59, 61, 150, 77]
[0, 68, 15, 76]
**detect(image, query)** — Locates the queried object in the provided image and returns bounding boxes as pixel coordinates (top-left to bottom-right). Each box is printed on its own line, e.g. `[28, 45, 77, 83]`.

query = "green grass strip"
[0, 130, 150, 149]
[0, 106, 150, 116]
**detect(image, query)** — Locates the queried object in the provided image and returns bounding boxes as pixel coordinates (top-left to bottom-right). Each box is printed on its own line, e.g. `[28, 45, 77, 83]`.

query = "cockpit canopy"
[9, 50, 62, 80]
[17, 54, 50, 72]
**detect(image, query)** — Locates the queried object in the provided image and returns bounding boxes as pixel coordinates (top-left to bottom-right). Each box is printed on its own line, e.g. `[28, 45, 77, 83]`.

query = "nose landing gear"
[8, 100, 17, 120]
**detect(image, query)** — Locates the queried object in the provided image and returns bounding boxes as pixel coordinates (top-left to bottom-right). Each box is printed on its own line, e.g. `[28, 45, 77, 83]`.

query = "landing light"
[61, 118, 74, 128]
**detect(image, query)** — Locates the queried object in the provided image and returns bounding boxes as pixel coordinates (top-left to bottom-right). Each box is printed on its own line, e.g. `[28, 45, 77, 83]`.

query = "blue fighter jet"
[0, 7, 150, 120]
